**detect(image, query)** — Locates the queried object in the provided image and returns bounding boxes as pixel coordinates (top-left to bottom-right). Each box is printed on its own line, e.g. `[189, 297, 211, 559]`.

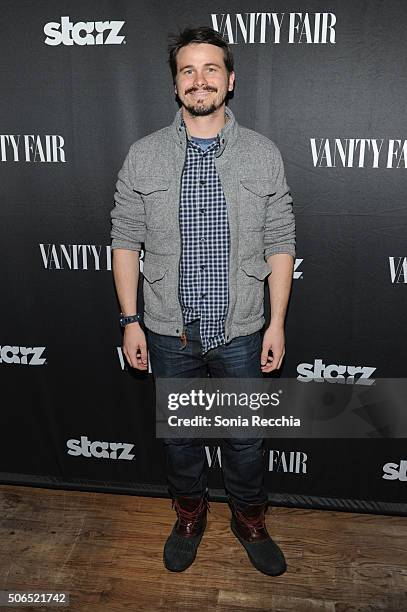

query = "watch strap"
[119, 313, 143, 327]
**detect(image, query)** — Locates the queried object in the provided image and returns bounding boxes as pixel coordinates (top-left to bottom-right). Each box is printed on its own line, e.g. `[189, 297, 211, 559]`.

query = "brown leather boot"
[163, 494, 209, 572]
[230, 499, 286, 576]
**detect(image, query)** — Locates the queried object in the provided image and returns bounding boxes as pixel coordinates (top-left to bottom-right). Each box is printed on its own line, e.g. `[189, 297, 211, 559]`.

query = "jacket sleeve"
[264, 145, 296, 260]
[110, 144, 146, 251]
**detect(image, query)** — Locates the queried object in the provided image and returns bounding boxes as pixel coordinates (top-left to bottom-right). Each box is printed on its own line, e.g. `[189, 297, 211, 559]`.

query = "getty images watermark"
[166, 387, 300, 430]
[155, 378, 407, 439]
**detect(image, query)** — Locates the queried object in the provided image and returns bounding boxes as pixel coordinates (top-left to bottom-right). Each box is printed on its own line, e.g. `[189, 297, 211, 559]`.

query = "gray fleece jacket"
[110, 106, 295, 342]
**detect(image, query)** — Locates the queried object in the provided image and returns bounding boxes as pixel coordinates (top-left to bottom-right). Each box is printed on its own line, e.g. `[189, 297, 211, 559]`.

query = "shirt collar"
[173, 106, 236, 156]
[186, 128, 220, 152]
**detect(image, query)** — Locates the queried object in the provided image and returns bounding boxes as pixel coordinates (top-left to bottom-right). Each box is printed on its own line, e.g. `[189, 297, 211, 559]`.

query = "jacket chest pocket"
[239, 179, 276, 230]
[133, 178, 170, 230]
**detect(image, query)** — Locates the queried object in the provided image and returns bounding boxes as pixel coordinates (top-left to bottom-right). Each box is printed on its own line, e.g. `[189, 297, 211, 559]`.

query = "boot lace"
[235, 506, 266, 533]
[172, 497, 210, 527]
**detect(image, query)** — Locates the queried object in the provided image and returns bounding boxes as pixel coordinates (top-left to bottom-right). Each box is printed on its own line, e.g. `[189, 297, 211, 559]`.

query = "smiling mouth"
[188, 90, 216, 96]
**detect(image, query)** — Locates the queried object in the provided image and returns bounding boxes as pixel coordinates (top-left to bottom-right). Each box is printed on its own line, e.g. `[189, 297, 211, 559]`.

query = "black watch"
[119, 313, 143, 327]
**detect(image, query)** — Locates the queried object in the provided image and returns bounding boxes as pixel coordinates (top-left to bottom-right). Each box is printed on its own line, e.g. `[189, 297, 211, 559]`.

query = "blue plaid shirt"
[179, 130, 230, 354]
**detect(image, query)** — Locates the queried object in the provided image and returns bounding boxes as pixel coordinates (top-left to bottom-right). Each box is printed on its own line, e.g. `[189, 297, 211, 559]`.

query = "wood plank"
[0, 484, 406, 611]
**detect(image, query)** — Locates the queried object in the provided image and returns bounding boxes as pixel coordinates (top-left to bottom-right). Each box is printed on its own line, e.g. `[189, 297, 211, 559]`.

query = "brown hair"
[167, 26, 234, 83]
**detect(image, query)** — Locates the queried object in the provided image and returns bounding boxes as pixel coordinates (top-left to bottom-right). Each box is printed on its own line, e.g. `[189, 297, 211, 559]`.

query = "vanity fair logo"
[0, 345, 46, 365]
[389, 257, 407, 283]
[382, 460, 407, 482]
[44, 16, 125, 46]
[67, 436, 135, 460]
[211, 12, 336, 44]
[0, 135, 65, 162]
[268, 450, 308, 474]
[39, 244, 112, 270]
[297, 359, 376, 385]
[310, 139, 407, 168]
[203, 447, 308, 473]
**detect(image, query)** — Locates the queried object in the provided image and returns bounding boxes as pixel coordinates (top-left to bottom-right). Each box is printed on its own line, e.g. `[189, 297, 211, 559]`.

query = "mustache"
[185, 86, 218, 95]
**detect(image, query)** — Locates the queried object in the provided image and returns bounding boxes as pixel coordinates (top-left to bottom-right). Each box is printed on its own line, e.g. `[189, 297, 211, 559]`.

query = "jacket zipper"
[214, 149, 231, 342]
[177, 132, 189, 349]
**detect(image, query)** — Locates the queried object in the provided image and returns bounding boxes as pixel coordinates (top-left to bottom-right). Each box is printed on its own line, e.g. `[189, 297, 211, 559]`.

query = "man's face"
[174, 43, 235, 117]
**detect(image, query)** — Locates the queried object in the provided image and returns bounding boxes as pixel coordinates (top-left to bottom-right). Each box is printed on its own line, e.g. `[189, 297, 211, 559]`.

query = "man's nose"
[194, 71, 208, 87]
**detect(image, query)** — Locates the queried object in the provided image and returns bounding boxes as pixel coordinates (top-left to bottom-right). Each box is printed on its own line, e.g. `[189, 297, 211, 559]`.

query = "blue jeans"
[147, 319, 267, 511]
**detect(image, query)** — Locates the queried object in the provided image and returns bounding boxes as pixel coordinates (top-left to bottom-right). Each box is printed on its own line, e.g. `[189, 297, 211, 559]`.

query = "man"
[110, 26, 295, 576]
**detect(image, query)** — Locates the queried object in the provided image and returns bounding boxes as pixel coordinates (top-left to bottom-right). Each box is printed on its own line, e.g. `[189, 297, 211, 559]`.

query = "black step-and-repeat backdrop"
[1, 1, 406, 515]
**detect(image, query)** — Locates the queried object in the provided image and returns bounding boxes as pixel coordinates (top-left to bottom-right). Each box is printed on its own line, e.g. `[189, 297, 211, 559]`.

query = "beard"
[183, 101, 218, 117]
[180, 88, 228, 117]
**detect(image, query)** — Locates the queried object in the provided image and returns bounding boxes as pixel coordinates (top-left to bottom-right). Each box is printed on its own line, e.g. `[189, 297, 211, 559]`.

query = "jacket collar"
[172, 105, 238, 157]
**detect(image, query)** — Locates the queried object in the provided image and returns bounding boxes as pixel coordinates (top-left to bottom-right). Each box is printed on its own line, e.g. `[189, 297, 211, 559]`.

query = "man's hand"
[260, 323, 285, 373]
[123, 323, 148, 370]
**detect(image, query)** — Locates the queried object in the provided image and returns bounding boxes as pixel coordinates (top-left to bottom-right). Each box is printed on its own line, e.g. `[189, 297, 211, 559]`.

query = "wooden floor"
[0, 485, 406, 612]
